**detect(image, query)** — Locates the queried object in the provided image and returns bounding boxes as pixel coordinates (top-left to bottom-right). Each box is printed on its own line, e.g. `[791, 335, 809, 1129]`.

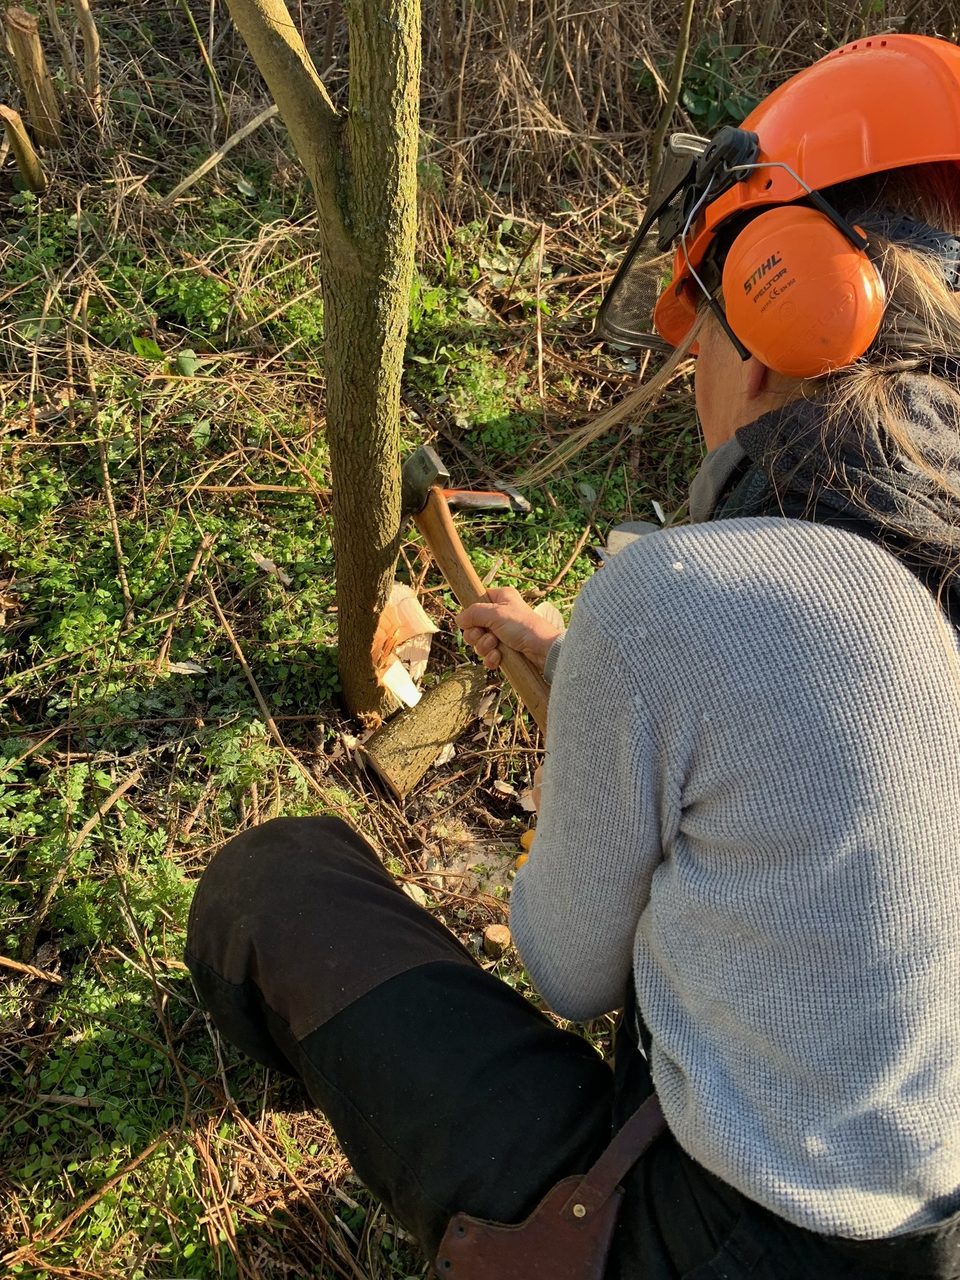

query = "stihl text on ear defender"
[721, 205, 887, 379]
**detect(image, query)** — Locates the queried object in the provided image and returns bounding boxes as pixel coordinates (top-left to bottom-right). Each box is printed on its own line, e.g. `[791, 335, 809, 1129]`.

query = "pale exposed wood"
[5, 7, 63, 148]
[363, 667, 487, 799]
[71, 0, 103, 125]
[0, 104, 47, 192]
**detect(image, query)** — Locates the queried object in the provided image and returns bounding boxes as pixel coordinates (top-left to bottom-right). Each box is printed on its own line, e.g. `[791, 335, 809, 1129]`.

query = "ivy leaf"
[131, 335, 164, 361]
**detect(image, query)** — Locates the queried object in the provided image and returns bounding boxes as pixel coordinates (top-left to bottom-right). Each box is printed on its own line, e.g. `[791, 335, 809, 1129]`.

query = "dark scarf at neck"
[712, 373, 960, 626]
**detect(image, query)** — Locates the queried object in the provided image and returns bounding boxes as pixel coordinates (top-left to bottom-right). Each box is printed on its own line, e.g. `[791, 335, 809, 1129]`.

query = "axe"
[400, 445, 550, 732]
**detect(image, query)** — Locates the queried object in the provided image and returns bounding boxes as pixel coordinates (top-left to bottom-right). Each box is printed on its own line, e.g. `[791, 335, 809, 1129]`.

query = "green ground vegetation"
[0, 4, 714, 1277]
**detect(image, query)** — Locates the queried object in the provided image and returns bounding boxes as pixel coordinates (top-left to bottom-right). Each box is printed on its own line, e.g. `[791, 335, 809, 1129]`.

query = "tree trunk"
[326, 0, 420, 715]
[5, 7, 63, 148]
[224, 0, 420, 717]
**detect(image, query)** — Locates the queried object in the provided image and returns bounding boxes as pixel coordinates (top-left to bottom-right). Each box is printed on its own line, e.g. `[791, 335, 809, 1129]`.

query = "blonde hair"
[759, 162, 960, 629]
[815, 162, 960, 515]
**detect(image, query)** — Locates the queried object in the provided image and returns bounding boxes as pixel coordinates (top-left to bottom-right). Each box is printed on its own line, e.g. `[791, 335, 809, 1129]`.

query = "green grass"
[0, 210, 698, 1280]
[0, 9, 703, 1276]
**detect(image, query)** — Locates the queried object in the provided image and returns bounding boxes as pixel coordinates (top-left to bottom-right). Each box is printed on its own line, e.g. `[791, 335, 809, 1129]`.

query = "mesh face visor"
[596, 133, 709, 349]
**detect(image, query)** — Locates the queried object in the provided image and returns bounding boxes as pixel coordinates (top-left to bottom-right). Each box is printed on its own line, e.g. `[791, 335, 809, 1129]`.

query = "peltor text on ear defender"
[722, 206, 886, 378]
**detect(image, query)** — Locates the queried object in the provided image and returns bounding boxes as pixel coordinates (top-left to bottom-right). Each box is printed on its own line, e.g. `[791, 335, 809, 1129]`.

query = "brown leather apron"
[434, 1093, 667, 1279]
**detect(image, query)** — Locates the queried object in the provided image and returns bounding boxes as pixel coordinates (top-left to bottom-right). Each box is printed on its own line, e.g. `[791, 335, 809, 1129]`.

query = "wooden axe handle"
[414, 487, 550, 733]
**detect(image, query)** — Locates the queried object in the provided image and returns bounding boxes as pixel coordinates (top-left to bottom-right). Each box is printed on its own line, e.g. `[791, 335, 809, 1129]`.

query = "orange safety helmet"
[598, 33, 960, 378]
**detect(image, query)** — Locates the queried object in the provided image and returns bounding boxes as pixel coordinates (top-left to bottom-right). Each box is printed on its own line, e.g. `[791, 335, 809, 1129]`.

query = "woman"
[186, 33, 960, 1279]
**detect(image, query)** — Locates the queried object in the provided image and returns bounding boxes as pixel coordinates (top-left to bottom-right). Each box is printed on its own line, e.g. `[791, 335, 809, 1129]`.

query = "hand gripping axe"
[401, 445, 550, 732]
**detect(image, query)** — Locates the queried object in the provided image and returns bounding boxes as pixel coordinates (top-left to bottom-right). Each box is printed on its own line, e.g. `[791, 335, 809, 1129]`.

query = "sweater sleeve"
[509, 599, 674, 1021]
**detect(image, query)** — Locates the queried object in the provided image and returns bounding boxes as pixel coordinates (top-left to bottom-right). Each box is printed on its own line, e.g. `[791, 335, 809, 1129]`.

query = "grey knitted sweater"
[510, 517, 960, 1240]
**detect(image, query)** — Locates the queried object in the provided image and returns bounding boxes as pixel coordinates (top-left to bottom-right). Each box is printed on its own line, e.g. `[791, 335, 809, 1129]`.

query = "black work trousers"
[185, 817, 960, 1279]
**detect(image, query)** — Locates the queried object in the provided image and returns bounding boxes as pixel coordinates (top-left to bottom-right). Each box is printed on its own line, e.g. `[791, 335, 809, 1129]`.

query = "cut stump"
[5, 8, 63, 148]
[482, 924, 512, 959]
[0, 105, 47, 192]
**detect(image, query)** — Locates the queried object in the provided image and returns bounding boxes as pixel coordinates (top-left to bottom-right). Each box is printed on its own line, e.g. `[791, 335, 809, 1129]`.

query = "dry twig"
[163, 102, 280, 204]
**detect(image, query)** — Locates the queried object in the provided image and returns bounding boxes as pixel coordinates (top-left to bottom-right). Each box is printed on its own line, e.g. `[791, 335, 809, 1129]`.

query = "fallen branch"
[205, 579, 358, 826]
[0, 1133, 171, 1269]
[163, 102, 280, 204]
[21, 769, 144, 960]
[156, 533, 216, 672]
[77, 294, 136, 625]
[0, 954, 63, 984]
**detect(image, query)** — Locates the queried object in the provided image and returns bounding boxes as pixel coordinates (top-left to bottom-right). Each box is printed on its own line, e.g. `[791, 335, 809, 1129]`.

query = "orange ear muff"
[721, 205, 886, 378]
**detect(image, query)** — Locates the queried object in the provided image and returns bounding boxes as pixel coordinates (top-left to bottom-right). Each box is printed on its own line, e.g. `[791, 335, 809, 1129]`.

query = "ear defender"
[721, 205, 886, 378]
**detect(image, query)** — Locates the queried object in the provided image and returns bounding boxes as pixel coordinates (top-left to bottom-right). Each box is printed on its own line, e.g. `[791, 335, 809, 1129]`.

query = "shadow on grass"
[1, 955, 425, 1279]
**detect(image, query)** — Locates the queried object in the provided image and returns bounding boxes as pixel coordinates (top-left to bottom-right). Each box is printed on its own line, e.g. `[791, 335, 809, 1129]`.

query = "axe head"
[401, 445, 451, 518]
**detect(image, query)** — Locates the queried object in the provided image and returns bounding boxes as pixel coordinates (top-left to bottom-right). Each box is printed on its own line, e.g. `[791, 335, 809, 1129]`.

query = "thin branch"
[155, 533, 216, 672]
[44, 0, 80, 95]
[163, 102, 279, 204]
[648, 0, 697, 176]
[176, 0, 228, 126]
[71, 0, 103, 126]
[0, 954, 63, 984]
[205, 579, 358, 825]
[77, 295, 135, 625]
[3, 1133, 171, 1263]
[22, 770, 144, 960]
[223, 0, 354, 262]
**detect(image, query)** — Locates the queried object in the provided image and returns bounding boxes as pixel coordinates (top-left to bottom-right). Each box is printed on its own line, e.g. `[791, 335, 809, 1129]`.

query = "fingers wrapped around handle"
[414, 489, 550, 731]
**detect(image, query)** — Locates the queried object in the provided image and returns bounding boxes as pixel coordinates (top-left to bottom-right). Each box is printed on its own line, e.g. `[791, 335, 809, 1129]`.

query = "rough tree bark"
[224, 0, 420, 716]
[0, 105, 47, 192]
[5, 7, 63, 148]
